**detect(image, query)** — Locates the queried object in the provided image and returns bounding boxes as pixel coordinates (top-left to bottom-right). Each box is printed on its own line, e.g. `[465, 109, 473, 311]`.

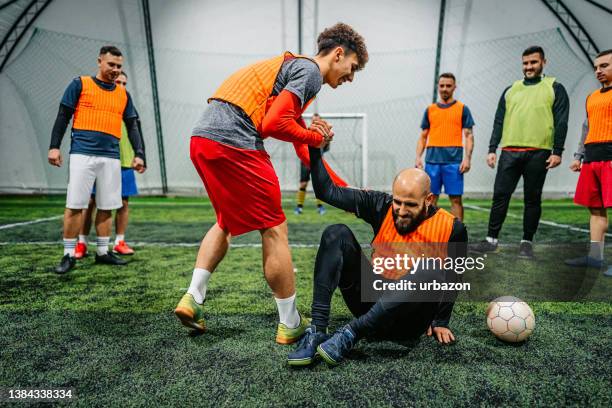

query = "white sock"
[589, 241, 603, 260]
[78, 235, 88, 244]
[115, 234, 125, 245]
[96, 237, 110, 255]
[63, 238, 77, 256]
[275, 293, 300, 329]
[187, 268, 212, 304]
[486, 236, 498, 244]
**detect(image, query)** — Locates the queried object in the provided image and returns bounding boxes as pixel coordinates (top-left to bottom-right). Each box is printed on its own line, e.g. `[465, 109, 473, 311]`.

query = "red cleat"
[113, 240, 135, 255]
[75, 242, 88, 259]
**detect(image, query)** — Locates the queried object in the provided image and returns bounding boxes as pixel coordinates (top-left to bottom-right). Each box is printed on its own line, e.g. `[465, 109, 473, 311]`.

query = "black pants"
[311, 224, 438, 341]
[488, 149, 550, 241]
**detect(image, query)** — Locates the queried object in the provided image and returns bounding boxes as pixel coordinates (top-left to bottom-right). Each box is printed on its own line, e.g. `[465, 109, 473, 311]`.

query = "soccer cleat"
[174, 293, 206, 331]
[318, 205, 326, 215]
[564, 256, 605, 269]
[95, 252, 128, 265]
[471, 240, 499, 254]
[518, 241, 534, 259]
[604, 267, 612, 277]
[74, 242, 88, 259]
[113, 240, 135, 255]
[54, 254, 76, 274]
[287, 325, 329, 366]
[294, 206, 303, 215]
[276, 313, 310, 345]
[317, 325, 356, 366]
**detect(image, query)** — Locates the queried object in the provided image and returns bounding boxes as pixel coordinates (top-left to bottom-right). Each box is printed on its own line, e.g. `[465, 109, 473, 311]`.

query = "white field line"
[0, 216, 62, 230]
[0, 241, 322, 248]
[464, 204, 612, 238]
[1, 241, 609, 250]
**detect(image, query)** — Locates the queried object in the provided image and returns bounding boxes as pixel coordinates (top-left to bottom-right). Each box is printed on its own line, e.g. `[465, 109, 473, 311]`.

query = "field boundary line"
[0, 216, 62, 230]
[464, 204, 612, 238]
[1, 241, 610, 249]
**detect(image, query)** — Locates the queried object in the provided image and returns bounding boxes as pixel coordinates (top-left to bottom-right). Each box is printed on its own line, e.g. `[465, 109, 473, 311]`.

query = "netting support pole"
[141, 0, 168, 194]
[362, 114, 368, 188]
[432, 0, 446, 103]
[297, 0, 303, 54]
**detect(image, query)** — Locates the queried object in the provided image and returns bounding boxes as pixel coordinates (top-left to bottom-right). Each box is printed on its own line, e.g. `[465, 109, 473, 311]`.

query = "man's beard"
[392, 204, 428, 235]
[524, 67, 543, 77]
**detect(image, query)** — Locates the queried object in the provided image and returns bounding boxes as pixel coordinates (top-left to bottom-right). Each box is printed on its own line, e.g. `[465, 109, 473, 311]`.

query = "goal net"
[266, 113, 367, 191]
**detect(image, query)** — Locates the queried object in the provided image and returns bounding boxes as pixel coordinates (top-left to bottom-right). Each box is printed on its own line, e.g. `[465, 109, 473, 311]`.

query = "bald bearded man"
[287, 145, 468, 367]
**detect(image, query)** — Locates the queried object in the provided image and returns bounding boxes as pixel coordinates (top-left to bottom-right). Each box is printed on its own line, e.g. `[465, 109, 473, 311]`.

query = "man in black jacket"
[287, 142, 467, 367]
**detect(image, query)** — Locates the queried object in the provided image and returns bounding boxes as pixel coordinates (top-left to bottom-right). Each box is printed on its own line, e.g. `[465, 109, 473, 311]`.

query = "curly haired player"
[174, 23, 368, 344]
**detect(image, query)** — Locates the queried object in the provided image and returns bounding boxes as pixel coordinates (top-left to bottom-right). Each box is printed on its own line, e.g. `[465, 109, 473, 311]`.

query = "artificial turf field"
[0, 195, 610, 407]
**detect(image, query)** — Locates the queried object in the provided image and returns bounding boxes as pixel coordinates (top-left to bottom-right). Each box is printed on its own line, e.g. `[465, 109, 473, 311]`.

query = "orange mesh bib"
[585, 89, 612, 145]
[72, 76, 127, 139]
[372, 207, 455, 280]
[426, 101, 464, 148]
[209, 52, 316, 131]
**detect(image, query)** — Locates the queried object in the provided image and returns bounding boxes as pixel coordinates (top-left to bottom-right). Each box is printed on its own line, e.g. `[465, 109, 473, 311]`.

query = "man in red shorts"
[174, 23, 369, 343]
[565, 49, 612, 277]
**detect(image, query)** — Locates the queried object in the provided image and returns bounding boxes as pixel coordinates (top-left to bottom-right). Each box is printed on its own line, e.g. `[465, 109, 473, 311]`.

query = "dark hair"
[439, 72, 456, 82]
[522, 46, 545, 59]
[119, 71, 128, 78]
[317, 22, 368, 70]
[99, 45, 122, 57]
[312, 112, 321, 117]
[596, 49, 612, 58]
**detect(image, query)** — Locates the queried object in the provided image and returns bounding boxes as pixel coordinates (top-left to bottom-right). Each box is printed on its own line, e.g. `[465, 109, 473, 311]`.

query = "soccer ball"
[486, 296, 535, 343]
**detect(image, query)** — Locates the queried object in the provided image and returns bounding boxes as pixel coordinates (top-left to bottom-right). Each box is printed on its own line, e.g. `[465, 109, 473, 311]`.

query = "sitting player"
[287, 145, 467, 366]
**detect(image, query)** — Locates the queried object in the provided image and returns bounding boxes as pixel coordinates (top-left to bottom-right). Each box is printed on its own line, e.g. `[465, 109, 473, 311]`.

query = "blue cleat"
[317, 325, 356, 366]
[294, 206, 303, 215]
[318, 205, 326, 215]
[604, 266, 612, 277]
[287, 325, 329, 366]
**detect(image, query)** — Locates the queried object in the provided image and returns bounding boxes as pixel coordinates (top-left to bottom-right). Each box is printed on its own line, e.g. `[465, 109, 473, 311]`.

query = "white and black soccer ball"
[486, 296, 535, 343]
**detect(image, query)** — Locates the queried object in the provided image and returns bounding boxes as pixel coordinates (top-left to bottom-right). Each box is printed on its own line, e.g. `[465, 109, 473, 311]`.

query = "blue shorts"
[424, 162, 463, 196]
[92, 168, 138, 199]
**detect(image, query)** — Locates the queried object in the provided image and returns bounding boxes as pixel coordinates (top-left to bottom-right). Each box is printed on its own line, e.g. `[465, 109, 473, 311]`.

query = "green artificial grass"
[0, 195, 610, 406]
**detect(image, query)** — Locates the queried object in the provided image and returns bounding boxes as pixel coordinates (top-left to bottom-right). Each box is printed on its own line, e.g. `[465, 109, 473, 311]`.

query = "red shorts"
[190, 136, 286, 235]
[574, 160, 612, 208]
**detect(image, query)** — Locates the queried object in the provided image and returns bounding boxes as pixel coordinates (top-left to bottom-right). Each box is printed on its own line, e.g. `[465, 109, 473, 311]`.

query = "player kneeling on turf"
[287, 146, 468, 366]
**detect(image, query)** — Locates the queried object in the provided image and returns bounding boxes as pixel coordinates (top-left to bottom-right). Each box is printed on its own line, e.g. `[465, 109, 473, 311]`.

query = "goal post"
[302, 112, 368, 188]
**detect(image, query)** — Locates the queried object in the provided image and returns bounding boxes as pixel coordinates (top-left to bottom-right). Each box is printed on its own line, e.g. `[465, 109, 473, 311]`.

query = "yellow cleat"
[174, 293, 206, 332]
[275, 313, 310, 345]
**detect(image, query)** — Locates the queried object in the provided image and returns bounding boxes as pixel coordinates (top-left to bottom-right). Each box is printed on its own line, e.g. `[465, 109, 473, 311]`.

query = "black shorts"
[299, 163, 311, 183]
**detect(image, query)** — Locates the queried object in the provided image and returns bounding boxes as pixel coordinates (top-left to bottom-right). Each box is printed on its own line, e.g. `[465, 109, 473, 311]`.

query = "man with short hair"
[415, 72, 475, 221]
[473, 46, 569, 258]
[287, 145, 467, 367]
[174, 23, 368, 345]
[76, 71, 142, 258]
[48, 46, 146, 274]
[565, 49, 612, 277]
